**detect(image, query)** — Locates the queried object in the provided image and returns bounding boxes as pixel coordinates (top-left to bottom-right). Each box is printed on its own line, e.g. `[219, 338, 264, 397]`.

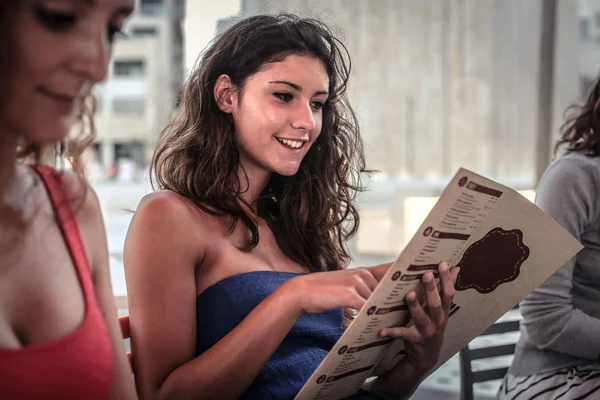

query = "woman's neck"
[237, 162, 272, 209]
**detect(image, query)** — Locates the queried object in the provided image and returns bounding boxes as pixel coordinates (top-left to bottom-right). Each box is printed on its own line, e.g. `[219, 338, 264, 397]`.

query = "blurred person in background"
[125, 14, 459, 400]
[498, 74, 600, 399]
[0, 1, 137, 399]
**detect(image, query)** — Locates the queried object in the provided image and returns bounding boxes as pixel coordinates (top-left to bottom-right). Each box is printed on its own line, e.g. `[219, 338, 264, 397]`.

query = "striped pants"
[497, 365, 600, 400]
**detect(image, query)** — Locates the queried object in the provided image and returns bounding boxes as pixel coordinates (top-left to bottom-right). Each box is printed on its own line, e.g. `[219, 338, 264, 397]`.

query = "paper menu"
[294, 168, 583, 400]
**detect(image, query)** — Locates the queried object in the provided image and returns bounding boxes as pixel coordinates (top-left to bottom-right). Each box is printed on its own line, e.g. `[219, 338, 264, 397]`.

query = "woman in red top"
[0, 1, 137, 399]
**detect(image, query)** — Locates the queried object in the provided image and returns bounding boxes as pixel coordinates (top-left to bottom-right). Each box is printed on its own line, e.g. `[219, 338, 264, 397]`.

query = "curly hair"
[555, 74, 600, 156]
[152, 14, 369, 273]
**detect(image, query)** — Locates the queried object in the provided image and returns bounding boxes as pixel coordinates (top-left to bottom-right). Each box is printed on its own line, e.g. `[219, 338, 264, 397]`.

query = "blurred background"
[92, 0, 599, 398]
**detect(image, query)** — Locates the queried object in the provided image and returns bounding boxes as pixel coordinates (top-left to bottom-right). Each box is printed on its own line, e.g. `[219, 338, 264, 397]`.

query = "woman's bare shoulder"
[127, 190, 230, 264]
[136, 190, 226, 232]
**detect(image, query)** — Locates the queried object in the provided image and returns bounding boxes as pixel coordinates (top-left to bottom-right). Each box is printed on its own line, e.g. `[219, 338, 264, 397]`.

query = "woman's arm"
[124, 192, 304, 400]
[519, 155, 600, 360]
[68, 176, 137, 399]
[124, 191, 389, 400]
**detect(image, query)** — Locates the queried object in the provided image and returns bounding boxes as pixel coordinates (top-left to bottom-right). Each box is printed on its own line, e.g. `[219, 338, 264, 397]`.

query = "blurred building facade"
[93, 0, 186, 170]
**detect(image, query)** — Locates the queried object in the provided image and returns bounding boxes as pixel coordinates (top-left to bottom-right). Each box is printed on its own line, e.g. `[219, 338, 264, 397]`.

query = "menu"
[294, 168, 583, 400]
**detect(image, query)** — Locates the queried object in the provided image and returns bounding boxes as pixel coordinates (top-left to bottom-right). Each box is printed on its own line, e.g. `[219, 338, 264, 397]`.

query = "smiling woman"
[124, 13, 459, 400]
[0, 1, 137, 399]
[149, 16, 364, 271]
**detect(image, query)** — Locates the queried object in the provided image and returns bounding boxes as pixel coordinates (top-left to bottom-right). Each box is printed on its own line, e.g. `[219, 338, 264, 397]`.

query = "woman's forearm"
[157, 282, 302, 400]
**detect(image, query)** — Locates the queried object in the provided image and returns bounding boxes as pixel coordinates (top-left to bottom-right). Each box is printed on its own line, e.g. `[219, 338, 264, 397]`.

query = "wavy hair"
[152, 14, 369, 273]
[555, 74, 600, 156]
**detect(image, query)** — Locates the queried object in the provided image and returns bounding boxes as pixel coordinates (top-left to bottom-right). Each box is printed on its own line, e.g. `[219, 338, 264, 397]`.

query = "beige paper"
[295, 168, 583, 400]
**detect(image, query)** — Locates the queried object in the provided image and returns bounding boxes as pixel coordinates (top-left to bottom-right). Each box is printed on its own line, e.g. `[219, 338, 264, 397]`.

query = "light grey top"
[510, 151, 600, 375]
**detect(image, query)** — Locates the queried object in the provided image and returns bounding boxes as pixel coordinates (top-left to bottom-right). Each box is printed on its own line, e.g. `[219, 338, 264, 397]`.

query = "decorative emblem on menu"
[455, 227, 530, 294]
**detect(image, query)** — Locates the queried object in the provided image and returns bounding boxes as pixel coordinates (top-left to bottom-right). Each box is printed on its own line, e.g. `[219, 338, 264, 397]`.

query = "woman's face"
[0, 0, 133, 144]
[225, 54, 330, 178]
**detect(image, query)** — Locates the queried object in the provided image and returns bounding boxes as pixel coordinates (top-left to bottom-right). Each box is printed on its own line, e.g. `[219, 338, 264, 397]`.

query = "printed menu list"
[294, 168, 582, 400]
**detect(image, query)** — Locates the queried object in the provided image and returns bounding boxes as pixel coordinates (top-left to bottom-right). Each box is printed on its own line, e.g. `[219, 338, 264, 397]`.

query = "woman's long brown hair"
[556, 75, 600, 156]
[152, 14, 370, 273]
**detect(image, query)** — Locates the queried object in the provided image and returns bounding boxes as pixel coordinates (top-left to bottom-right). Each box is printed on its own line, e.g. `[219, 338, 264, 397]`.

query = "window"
[580, 18, 590, 40]
[113, 60, 145, 78]
[131, 26, 158, 37]
[140, 0, 164, 15]
[112, 98, 145, 115]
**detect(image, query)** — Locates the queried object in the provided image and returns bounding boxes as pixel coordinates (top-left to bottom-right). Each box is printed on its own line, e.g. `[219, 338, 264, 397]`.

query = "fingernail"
[379, 329, 388, 337]
[423, 273, 433, 282]
[440, 262, 448, 272]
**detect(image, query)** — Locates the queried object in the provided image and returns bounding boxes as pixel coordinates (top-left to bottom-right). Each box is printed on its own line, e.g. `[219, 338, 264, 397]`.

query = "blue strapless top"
[196, 271, 390, 400]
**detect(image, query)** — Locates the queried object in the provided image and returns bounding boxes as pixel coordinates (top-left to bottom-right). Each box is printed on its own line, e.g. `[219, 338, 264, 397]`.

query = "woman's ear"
[214, 74, 238, 113]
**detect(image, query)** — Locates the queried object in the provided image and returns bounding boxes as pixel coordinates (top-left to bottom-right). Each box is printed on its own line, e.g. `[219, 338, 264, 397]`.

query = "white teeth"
[279, 138, 303, 149]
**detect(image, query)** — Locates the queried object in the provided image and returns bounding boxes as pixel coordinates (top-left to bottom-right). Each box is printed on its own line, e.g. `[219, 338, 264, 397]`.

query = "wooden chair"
[118, 315, 133, 367]
[459, 305, 521, 400]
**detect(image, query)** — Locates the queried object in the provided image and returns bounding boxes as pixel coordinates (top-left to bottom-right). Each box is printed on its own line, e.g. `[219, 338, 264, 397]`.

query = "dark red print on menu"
[455, 227, 530, 294]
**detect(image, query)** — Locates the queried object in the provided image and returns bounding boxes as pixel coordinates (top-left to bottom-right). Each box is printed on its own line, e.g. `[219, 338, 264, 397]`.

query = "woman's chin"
[273, 165, 301, 177]
[23, 118, 73, 145]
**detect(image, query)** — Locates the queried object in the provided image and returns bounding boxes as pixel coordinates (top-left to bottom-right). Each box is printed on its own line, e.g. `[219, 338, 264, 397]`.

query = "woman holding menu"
[498, 76, 600, 399]
[124, 14, 459, 400]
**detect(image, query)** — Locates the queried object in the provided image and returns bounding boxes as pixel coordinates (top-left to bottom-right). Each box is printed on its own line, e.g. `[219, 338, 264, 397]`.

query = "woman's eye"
[35, 6, 76, 32]
[274, 92, 293, 102]
[312, 101, 325, 111]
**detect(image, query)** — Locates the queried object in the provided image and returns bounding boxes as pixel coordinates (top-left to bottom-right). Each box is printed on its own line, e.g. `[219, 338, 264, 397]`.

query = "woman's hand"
[281, 263, 392, 315]
[381, 262, 459, 375]
[366, 261, 459, 399]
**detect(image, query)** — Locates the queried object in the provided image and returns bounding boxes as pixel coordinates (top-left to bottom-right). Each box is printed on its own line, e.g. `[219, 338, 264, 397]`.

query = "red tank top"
[0, 165, 113, 399]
